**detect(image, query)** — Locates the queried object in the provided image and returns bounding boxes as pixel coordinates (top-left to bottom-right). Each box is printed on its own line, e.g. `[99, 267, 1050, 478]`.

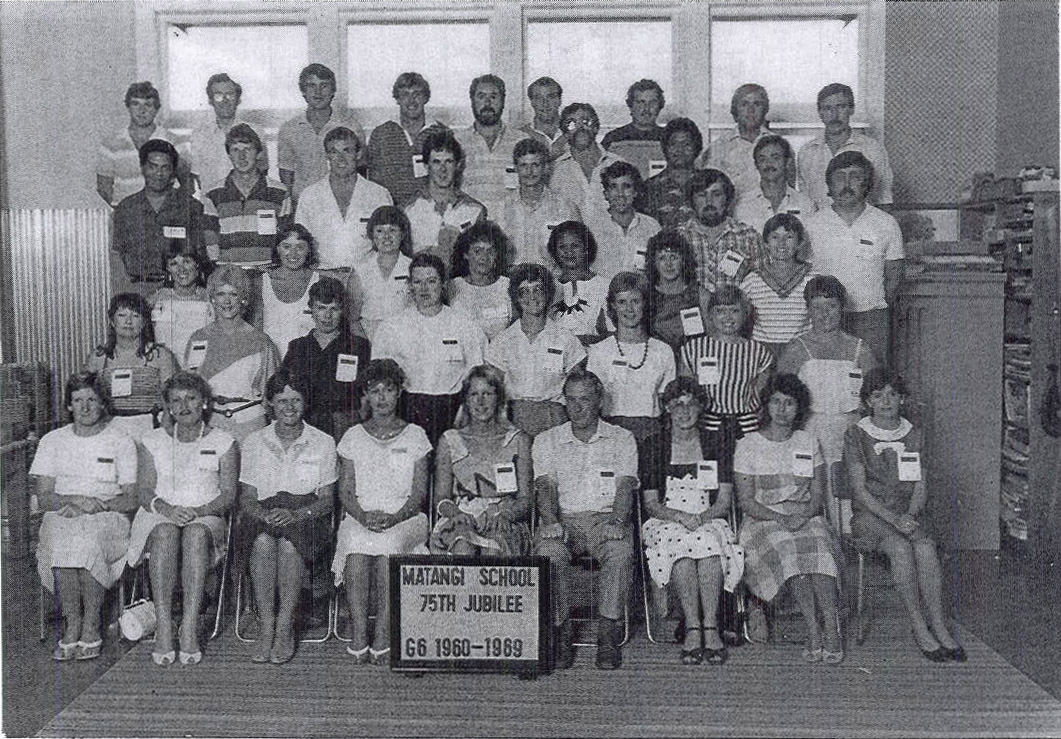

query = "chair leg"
[856, 552, 866, 645]
[234, 572, 255, 643]
[39, 584, 47, 642]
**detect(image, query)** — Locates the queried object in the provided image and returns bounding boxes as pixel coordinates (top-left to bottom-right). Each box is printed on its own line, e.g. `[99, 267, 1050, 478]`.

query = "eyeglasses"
[562, 118, 595, 132]
[517, 285, 547, 298]
[211, 92, 239, 103]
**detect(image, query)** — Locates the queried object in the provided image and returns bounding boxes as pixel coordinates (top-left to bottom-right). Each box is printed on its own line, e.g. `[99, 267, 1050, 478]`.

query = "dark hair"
[513, 137, 550, 163]
[393, 72, 430, 101]
[97, 293, 157, 360]
[452, 221, 510, 278]
[626, 79, 665, 110]
[366, 205, 413, 257]
[729, 83, 769, 120]
[686, 169, 735, 214]
[644, 230, 698, 288]
[469, 74, 506, 101]
[605, 271, 649, 328]
[421, 129, 465, 188]
[759, 373, 811, 430]
[162, 241, 210, 288]
[360, 358, 405, 395]
[562, 367, 604, 399]
[225, 123, 262, 155]
[661, 376, 710, 411]
[138, 139, 179, 169]
[264, 367, 310, 403]
[206, 73, 242, 102]
[706, 284, 754, 337]
[825, 150, 875, 194]
[308, 275, 347, 308]
[661, 118, 703, 159]
[527, 76, 562, 99]
[762, 213, 808, 251]
[859, 367, 909, 407]
[546, 221, 597, 267]
[508, 263, 556, 318]
[162, 371, 215, 423]
[753, 134, 793, 165]
[560, 102, 599, 131]
[323, 126, 361, 153]
[299, 63, 336, 90]
[803, 274, 847, 306]
[600, 160, 643, 191]
[817, 82, 855, 109]
[409, 251, 447, 283]
[64, 371, 112, 416]
[271, 223, 318, 268]
[125, 81, 160, 107]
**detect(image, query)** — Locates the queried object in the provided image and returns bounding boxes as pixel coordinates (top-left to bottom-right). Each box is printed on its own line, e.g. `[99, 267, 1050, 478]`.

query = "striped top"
[202, 174, 293, 266]
[739, 266, 817, 345]
[366, 120, 446, 205]
[680, 335, 773, 416]
[95, 124, 188, 206]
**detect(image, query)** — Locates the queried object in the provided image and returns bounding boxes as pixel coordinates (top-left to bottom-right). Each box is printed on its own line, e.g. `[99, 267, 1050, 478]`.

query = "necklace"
[615, 334, 650, 370]
[367, 419, 404, 440]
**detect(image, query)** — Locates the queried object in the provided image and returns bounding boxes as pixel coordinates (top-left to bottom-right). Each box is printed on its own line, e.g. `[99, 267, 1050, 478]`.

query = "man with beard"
[696, 83, 772, 200]
[453, 74, 522, 219]
[550, 103, 627, 223]
[677, 169, 762, 293]
[804, 151, 903, 363]
[734, 134, 816, 235]
[189, 73, 268, 194]
[518, 76, 567, 163]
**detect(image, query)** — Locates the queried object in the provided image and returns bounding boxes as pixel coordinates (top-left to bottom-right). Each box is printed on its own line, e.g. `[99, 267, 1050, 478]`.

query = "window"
[166, 24, 309, 112]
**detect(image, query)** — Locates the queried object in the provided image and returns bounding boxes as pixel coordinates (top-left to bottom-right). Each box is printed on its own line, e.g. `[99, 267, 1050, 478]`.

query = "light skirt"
[125, 508, 227, 568]
[331, 513, 429, 585]
[37, 510, 131, 592]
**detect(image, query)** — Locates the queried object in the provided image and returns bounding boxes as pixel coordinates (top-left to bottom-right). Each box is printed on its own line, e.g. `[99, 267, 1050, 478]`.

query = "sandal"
[53, 641, 79, 662]
[680, 625, 704, 665]
[822, 648, 844, 665]
[802, 646, 823, 663]
[702, 627, 728, 665]
[151, 650, 176, 666]
[179, 650, 203, 666]
[369, 647, 390, 666]
[76, 639, 103, 661]
[346, 645, 371, 664]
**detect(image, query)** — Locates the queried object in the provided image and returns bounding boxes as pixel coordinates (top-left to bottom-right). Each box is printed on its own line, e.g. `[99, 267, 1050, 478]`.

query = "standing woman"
[149, 240, 214, 367]
[127, 372, 238, 666]
[85, 293, 177, 441]
[644, 230, 708, 355]
[186, 265, 280, 442]
[586, 272, 675, 444]
[33, 372, 138, 662]
[448, 221, 514, 340]
[348, 205, 413, 341]
[548, 221, 609, 345]
[332, 359, 431, 664]
[259, 224, 320, 361]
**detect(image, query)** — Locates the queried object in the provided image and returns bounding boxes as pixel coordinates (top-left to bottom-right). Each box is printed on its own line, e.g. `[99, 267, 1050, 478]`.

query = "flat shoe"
[802, 646, 823, 663]
[822, 648, 844, 665]
[369, 647, 390, 666]
[920, 646, 948, 663]
[53, 641, 79, 662]
[346, 645, 371, 664]
[251, 640, 272, 664]
[943, 646, 967, 663]
[704, 647, 729, 665]
[179, 650, 202, 666]
[680, 647, 704, 665]
[151, 650, 176, 667]
[76, 639, 102, 661]
[270, 633, 296, 665]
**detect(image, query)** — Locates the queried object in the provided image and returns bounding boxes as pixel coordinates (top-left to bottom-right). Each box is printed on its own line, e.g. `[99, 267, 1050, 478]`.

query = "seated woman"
[733, 373, 843, 664]
[430, 365, 532, 556]
[127, 371, 238, 666]
[258, 224, 320, 362]
[587, 271, 675, 445]
[547, 221, 609, 346]
[843, 368, 966, 662]
[32, 372, 139, 662]
[639, 377, 745, 665]
[644, 230, 708, 355]
[237, 369, 337, 664]
[84, 293, 177, 440]
[347, 205, 413, 341]
[332, 359, 431, 665]
[738, 213, 818, 360]
[149, 239, 213, 367]
[448, 221, 514, 340]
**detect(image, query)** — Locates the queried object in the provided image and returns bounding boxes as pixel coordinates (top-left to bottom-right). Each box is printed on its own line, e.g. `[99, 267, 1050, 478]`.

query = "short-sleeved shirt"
[202, 173, 292, 266]
[141, 425, 236, 508]
[149, 288, 213, 365]
[486, 318, 586, 403]
[294, 176, 393, 269]
[637, 167, 697, 230]
[739, 266, 818, 345]
[697, 127, 772, 199]
[532, 420, 638, 514]
[30, 423, 137, 499]
[601, 123, 667, 181]
[583, 210, 661, 279]
[804, 204, 904, 312]
[350, 252, 412, 339]
[733, 185, 817, 237]
[96, 124, 188, 206]
[587, 336, 676, 418]
[277, 109, 367, 198]
[112, 189, 205, 281]
[551, 275, 609, 339]
[366, 119, 447, 205]
[239, 422, 339, 500]
[677, 215, 763, 293]
[797, 130, 894, 208]
[448, 276, 512, 340]
[844, 417, 922, 515]
[453, 123, 523, 217]
[373, 305, 488, 395]
[496, 187, 579, 268]
[338, 423, 431, 514]
[732, 429, 823, 515]
[403, 187, 487, 258]
[517, 122, 568, 162]
[188, 114, 269, 194]
[550, 149, 627, 223]
[281, 330, 371, 436]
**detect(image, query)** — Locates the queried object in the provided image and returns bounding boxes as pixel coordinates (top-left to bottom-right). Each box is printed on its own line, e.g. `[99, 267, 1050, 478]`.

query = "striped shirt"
[739, 267, 817, 345]
[202, 174, 292, 266]
[679, 336, 773, 419]
[96, 124, 189, 206]
[366, 120, 447, 206]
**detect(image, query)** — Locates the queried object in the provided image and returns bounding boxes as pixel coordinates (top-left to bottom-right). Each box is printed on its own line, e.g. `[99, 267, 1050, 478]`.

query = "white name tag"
[197, 448, 219, 472]
[504, 166, 518, 190]
[849, 368, 864, 400]
[718, 250, 745, 279]
[542, 346, 564, 374]
[412, 154, 427, 179]
[94, 456, 116, 482]
[483, 303, 508, 320]
[335, 353, 359, 383]
[632, 249, 647, 271]
[388, 446, 410, 469]
[494, 462, 517, 493]
[162, 226, 186, 240]
[187, 340, 208, 370]
[111, 369, 133, 398]
[648, 159, 667, 178]
[256, 210, 277, 236]
[898, 451, 922, 482]
[697, 460, 719, 491]
[792, 450, 815, 478]
[697, 355, 720, 386]
[609, 358, 628, 384]
[680, 307, 705, 337]
[297, 458, 318, 484]
[597, 469, 617, 500]
[442, 338, 463, 363]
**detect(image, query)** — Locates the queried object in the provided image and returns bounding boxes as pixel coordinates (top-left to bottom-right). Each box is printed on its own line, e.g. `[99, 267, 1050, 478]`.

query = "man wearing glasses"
[549, 103, 628, 223]
[189, 73, 268, 195]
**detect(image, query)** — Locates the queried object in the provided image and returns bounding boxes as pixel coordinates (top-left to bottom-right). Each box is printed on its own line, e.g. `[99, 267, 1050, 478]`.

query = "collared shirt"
[677, 216, 763, 293]
[733, 185, 818, 236]
[453, 123, 523, 218]
[294, 176, 393, 269]
[797, 129, 895, 207]
[486, 318, 586, 403]
[697, 127, 772, 200]
[239, 422, 339, 501]
[637, 167, 697, 230]
[601, 122, 667, 181]
[496, 186, 579, 268]
[532, 420, 638, 514]
[112, 189, 204, 281]
[403, 184, 486, 258]
[373, 305, 488, 395]
[96, 124, 189, 206]
[517, 122, 568, 162]
[804, 204, 904, 312]
[349, 252, 412, 340]
[583, 210, 661, 279]
[188, 113, 269, 194]
[202, 173, 292, 266]
[281, 330, 371, 437]
[586, 336, 676, 418]
[277, 108, 367, 198]
[366, 119, 447, 205]
[550, 149, 627, 223]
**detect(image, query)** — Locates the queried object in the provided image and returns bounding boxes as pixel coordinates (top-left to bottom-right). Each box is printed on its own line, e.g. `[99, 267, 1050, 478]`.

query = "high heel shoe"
[680, 625, 704, 665]
[920, 646, 948, 662]
[702, 626, 728, 665]
[942, 645, 967, 663]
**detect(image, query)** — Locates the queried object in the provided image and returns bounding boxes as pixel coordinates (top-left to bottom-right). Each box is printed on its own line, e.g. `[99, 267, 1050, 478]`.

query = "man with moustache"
[804, 151, 903, 363]
[734, 134, 817, 235]
[550, 103, 627, 223]
[601, 79, 668, 181]
[532, 369, 638, 670]
[189, 73, 268, 194]
[677, 169, 763, 293]
[697, 83, 773, 199]
[454, 74, 523, 218]
[518, 76, 568, 163]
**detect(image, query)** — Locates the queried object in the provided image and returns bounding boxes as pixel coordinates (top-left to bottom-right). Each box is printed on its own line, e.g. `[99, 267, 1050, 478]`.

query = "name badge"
[197, 448, 219, 472]
[792, 450, 815, 478]
[256, 210, 277, 236]
[394, 274, 409, 282]
[460, 221, 473, 231]
[412, 154, 427, 179]
[388, 446, 410, 469]
[680, 307, 705, 337]
[504, 166, 518, 190]
[632, 249, 647, 271]
[94, 456, 116, 482]
[898, 451, 922, 482]
[297, 458, 318, 485]
[542, 346, 564, 374]
[697, 356, 720, 386]
[718, 250, 745, 279]
[785, 209, 801, 215]
[335, 353, 359, 383]
[648, 159, 667, 178]
[442, 338, 463, 363]
[162, 226, 186, 240]
[483, 303, 508, 320]
[494, 463, 517, 493]
[111, 369, 133, 398]
[597, 469, 617, 500]
[859, 238, 874, 246]
[187, 340, 208, 370]
[697, 460, 719, 490]
[849, 369, 864, 400]
[609, 358, 628, 384]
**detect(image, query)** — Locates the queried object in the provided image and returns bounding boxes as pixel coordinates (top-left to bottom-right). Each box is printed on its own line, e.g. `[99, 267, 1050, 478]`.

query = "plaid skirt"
[738, 514, 839, 602]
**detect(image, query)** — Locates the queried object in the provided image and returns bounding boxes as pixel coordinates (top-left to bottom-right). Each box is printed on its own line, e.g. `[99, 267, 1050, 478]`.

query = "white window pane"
[167, 25, 309, 111]
[346, 23, 490, 109]
[526, 20, 672, 115]
[710, 18, 859, 123]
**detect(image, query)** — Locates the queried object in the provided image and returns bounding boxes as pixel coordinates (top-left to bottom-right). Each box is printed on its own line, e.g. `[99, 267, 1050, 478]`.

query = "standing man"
[533, 369, 638, 670]
[294, 127, 392, 271]
[601, 79, 667, 181]
[797, 83, 894, 209]
[697, 83, 772, 199]
[677, 169, 762, 293]
[734, 135, 816, 235]
[638, 117, 703, 229]
[804, 151, 903, 364]
[584, 161, 661, 279]
[518, 76, 567, 162]
[189, 73, 268, 194]
[550, 103, 626, 223]
[111, 140, 204, 297]
[278, 64, 366, 203]
[366, 72, 446, 205]
[453, 74, 523, 219]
